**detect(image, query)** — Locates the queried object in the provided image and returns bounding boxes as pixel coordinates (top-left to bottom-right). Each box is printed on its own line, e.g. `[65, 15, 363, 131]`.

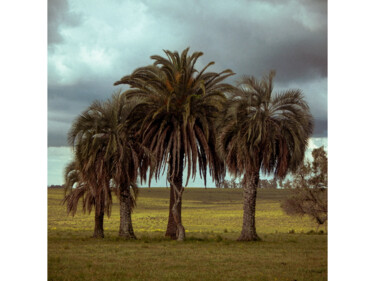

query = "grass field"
[48, 188, 327, 281]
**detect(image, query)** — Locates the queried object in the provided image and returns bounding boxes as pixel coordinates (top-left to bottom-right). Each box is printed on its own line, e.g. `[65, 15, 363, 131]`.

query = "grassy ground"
[48, 188, 327, 281]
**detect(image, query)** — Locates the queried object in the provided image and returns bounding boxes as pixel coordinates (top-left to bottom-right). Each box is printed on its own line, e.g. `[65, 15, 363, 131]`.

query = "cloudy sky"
[48, 0, 327, 185]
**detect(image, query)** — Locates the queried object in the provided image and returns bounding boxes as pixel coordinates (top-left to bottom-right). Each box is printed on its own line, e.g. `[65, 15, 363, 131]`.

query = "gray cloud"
[48, 77, 120, 146]
[48, 0, 81, 45]
[48, 0, 327, 146]
[138, 0, 326, 81]
[313, 119, 327, 138]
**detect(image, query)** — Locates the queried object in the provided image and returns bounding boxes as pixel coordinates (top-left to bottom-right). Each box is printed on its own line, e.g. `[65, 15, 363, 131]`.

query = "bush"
[215, 234, 223, 242]
[281, 188, 327, 226]
[281, 146, 327, 227]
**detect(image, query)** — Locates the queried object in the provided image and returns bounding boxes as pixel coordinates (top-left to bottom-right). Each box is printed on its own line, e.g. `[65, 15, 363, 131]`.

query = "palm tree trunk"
[165, 153, 185, 241]
[238, 171, 260, 241]
[165, 187, 180, 239]
[119, 189, 136, 239]
[93, 202, 104, 238]
[171, 185, 185, 241]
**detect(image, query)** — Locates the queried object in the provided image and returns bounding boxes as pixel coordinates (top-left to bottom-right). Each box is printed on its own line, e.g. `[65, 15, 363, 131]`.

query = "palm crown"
[217, 71, 313, 180]
[114, 48, 235, 186]
[68, 93, 148, 197]
[63, 160, 110, 217]
[64, 93, 153, 238]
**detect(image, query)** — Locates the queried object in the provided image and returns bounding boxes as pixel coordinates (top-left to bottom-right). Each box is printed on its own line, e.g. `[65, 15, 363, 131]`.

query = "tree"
[230, 178, 238, 189]
[259, 179, 267, 188]
[66, 93, 151, 239]
[259, 179, 277, 189]
[223, 180, 230, 188]
[281, 146, 327, 228]
[283, 179, 293, 189]
[217, 179, 231, 188]
[217, 71, 313, 241]
[114, 48, 234, 240]
[63, 158, 112, 238]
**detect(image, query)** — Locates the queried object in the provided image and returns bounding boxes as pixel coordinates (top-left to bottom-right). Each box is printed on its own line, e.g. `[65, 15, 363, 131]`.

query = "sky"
[48, 0, 327, 185]
[48, 0, 327, 145]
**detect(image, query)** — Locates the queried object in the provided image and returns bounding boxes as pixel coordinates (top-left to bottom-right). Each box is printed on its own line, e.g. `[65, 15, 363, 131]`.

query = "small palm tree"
[63, 159, 112, 238]
[102, 93, 151, 239]
[217, 71, 313, 241]
[66, 93, 149, 239]
[114, 48, 235, 240]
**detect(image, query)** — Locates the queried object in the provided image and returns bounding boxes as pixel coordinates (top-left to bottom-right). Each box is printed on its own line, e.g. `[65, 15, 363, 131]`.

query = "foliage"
[48, 184, 64, 188]
[281, 146, 328, 226]
[217, 178, 278, 189]
[217, 179, 238, 188]
[259, 178, 277, 189]
[64, 93, 152, 214]
[282, 179, 293, 189]
[217, 70, 314, 179]
[114, 47, 235, 187]
[63, 160, 110, 217]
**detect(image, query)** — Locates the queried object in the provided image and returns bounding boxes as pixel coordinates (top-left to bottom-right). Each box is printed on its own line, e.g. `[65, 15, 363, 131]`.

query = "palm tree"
[217, 71, 313, 241]
[63, 159, 112, 238]
[102, 93, 152, 239]
[114, 48, 235, 240]
[67, 93, 150, 239]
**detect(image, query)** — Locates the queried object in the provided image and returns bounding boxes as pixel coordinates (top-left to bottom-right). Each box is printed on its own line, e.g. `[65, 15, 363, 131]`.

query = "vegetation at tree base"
[218, 178, 278, 189]
[259, 178, 278, 189]
[217, 178, 238, 188]
[48, 184, 64, 188]
[114, 48, 234, 241]
[281, 146, 328, 227]
[63, 93, 152, 239]
[216, 71, 313, 241]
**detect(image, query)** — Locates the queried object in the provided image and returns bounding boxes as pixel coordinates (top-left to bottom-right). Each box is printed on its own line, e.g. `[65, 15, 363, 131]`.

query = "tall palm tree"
[217, 71, 313, 241]
[67, 93, 150, 239]
[114, 48, 235, 240]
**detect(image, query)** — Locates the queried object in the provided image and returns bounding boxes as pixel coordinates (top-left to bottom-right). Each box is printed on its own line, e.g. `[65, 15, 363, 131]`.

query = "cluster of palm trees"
[63, 47, 313, 241]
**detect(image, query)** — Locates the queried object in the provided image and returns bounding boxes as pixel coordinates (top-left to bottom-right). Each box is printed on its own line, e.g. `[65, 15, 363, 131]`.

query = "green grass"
[48, 188, 327, 281]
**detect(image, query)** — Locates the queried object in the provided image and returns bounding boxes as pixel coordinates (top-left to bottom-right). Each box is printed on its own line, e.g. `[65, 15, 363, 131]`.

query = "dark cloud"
[145, 0, 327, 84]
[48, 0, 327, 146]
[313, 119, 327, 138]
[48, 78, 120, 146]
[48, 0, 81, 45]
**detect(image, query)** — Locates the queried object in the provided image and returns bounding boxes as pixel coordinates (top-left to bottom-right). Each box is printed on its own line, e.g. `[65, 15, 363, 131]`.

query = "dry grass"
[48, 188, 327, 281]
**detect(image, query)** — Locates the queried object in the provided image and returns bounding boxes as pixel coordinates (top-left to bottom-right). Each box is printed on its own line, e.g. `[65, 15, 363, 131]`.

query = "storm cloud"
[48, 0, 327, 146]
[48, 0, 81, 45]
